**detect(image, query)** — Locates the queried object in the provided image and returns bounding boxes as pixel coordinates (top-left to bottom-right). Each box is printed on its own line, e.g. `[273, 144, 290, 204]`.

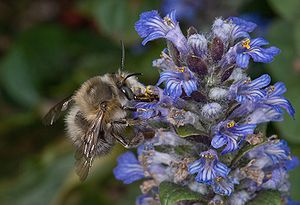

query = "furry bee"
[43, 43, 157, 181]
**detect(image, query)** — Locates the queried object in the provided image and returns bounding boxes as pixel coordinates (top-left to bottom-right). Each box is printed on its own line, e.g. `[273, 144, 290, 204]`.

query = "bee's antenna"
[120, 40, 125, 70]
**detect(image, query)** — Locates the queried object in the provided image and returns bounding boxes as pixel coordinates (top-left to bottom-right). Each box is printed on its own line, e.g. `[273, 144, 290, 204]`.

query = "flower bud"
[221, 65, 235, 82]
[211, 37, 224, 61]
[212, 18, 231, 42]
[209, 87, 229, 100]
[186, 54, 208, 76]
[201, 102, 222, 120]
[187, 34, 208, 57]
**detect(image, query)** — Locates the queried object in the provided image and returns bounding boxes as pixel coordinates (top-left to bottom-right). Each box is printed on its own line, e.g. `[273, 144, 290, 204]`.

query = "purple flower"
[246, 105, 284, 124]
[287, 199, 300, 205]
[211, 120, 256, 154]
[227, 17, 257, 32]
[264, 82, 295, 118]
[157, 68, 197, 99]
[285, 156, 299, 171]
[134, 87, 173, 119]
[230, 74, 271, 103]
[134, 101, 160, 119]
[236, 37, 280, 68]
[229, 191, 251, 205]
[135, 10, 189, 54]
[248, 140, 291, 165]
[262, 168, 289, 192]
[113, 151, 144, 184]
[136, 194, 158, 205]
[230, 81, 295, 123]
[211, 177, 235, 196]
[188, 149, 230, 184]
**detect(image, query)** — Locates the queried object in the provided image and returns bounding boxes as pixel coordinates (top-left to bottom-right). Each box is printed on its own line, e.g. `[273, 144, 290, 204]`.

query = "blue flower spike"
[110, 10, 298, 204]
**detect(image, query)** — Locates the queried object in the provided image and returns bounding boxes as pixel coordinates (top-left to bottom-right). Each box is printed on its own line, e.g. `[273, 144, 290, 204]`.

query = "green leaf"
[159, 181, 207, 205]
[289, 166, 300, 201]
[0, 145, 73, 205]
[0, 48, 40, 107]
[294, 21, 300, 55]
[247, 190, 282, 205]
[268, 0, 300, 21]
[266, 20, 300, 144]
[175, 124, 207, 138]
[77, 0, 158, 43]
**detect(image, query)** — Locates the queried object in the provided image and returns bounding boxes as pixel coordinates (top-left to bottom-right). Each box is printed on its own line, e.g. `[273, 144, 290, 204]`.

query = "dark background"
[0, 0, 300, 204]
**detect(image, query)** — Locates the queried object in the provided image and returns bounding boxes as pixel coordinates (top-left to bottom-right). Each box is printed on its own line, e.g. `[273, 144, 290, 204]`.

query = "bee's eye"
[121, 86, 134, 100]
[100, 102, 107, 109]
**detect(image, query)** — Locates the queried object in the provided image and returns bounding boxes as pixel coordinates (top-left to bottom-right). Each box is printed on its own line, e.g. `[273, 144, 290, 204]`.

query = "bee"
[43, 42, 158, 181]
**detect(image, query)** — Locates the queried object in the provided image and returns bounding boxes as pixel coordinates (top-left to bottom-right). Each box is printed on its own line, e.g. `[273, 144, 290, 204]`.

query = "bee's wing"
[42, 96, 74, 125]
[74, 110, 104, 181]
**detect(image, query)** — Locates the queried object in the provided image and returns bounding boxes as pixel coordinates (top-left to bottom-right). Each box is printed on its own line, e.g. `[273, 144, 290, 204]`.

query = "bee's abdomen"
[65, 106, 89, 148]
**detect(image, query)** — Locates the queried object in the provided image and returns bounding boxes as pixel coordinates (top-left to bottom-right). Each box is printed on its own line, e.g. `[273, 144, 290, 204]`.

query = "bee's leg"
[112, 119, 143, 127]
[113, 134, 130, 148]
[121, 106, 137, 111]
[121, 106, 149, 113]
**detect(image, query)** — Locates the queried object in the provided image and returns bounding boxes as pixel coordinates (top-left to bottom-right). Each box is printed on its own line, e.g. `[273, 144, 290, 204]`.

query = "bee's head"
[116, 72, 142, 100]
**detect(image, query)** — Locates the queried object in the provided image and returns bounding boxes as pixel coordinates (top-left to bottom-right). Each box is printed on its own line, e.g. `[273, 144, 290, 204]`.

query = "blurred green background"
[0, 0, 299, 204]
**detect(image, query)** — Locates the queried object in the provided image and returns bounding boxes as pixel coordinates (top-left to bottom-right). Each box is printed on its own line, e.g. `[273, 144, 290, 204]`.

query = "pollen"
[164, 17, 174, 27]
[243, 78, 251, 84]
[145, 86, 153, 95]
[177, 67, 185, 73]
[242, 38, 251, 49]
[267, 85, 275, 94]
[216, 176, 223, 182]
[202, 153, 214, 159]
[227, 121, 235, 128]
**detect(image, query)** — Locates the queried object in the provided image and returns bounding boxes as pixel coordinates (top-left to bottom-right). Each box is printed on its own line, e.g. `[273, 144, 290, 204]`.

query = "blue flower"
[134, 87, 173, 119]
[229, 191, 251, 205]
[236, 37, 280, 68]
[287, 199, 300, 205]
[211, 120, 256, 154]
[262, 168, 289, 192]
[227, 17, 257, 32]
[230, 81, 295, 123]
[157, 67, 197, 99]
[134, 101, 160, 119]
[264, 82, 295, 118]
[246, 105, 284, 124]
[136, 194, 157, 205]
[135, 10, 189, 54]
[263, 140, 291, 164]
[248, 140, 291, 165]
[285, 156, 299, 171]
[229, 74, 271, 103]
[113, 151, 144, 184]
[188, 149, 230, 184]
[211, 177, 235, 196]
